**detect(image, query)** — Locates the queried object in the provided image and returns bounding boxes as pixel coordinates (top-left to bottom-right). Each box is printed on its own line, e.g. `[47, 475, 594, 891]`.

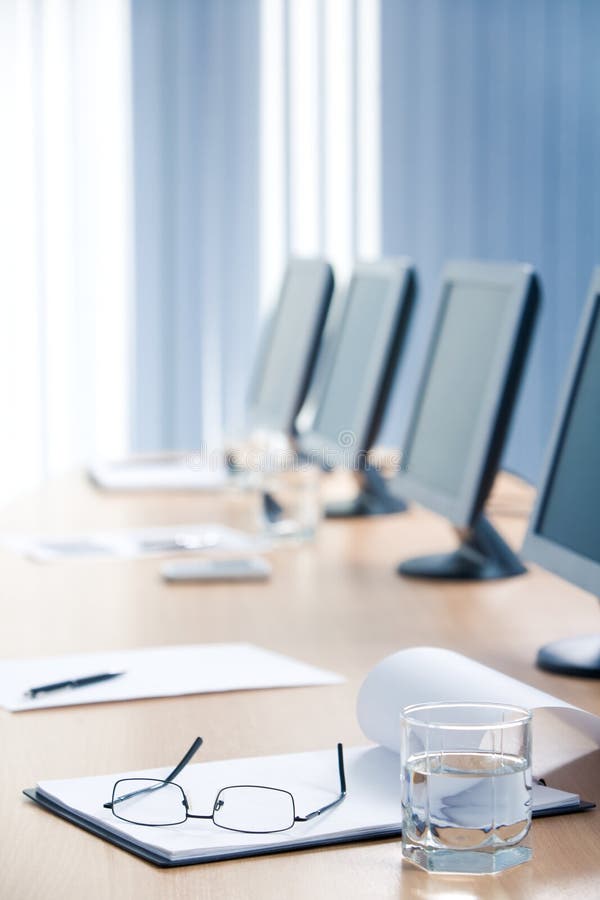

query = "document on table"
[0, 643, 344, 712]
[89, 454, 228, 491]
[2, 523, 268, 562]
[30, 747, 414, 864]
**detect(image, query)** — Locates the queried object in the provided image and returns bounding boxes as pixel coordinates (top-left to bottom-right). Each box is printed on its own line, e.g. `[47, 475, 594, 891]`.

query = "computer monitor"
[392, 260, 540, 580]
[523, 268, 600, 677]
[295, 259, 416, 517]
[246, 258, 334, 437]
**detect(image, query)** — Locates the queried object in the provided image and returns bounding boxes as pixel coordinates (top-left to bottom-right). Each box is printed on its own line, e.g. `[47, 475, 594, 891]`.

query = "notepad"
[0, 643, 344, 712]
[25, 648, 597, 866]
[29, 746, 583, 866]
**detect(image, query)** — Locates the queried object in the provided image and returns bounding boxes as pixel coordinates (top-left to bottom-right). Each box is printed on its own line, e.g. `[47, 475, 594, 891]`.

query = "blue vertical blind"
[379, 0, 600, 481]
[130, 0, 260, 451]
[131, 0, 382, 452]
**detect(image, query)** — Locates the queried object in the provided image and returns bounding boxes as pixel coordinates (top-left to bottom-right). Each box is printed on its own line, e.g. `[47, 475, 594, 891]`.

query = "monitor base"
[397, 514, 527, 581]
[537, 635, 600, 678]
[326, 468, 407, 518]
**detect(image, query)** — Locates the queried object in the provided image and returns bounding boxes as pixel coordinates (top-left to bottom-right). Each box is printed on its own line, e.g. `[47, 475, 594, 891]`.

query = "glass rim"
[400, 701, 532, 730]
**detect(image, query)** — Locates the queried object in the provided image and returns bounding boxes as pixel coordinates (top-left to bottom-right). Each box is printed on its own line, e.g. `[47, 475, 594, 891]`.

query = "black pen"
[25, 671, 126, 699]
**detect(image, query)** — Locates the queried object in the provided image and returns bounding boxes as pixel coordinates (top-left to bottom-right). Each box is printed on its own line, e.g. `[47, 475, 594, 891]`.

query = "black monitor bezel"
[391, 260, 539, 529]
[294, 258, 415, 466]
[246, 258, 334, 435]
[523, 268, 600, 596]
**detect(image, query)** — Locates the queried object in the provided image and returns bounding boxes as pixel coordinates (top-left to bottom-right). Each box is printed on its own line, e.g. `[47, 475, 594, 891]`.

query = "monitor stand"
[398, 513, 526, 580]
[537, 635, 600, 678]
[326, 468, 407, 518]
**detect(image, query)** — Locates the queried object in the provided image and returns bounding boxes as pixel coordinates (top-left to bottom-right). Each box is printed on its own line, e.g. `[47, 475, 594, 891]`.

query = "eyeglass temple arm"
[295, 743, 346, 823]
[163, 736, 204, 782]
[103, 737, 204, 809]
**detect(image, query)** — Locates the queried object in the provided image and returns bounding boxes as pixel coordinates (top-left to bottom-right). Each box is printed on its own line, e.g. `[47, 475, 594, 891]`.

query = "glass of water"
[400, 702, 532, 875]
[257, 455, 321, 543]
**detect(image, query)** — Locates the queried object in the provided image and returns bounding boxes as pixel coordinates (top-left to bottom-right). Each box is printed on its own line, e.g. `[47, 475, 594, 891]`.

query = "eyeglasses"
[103, 737, 347, 834]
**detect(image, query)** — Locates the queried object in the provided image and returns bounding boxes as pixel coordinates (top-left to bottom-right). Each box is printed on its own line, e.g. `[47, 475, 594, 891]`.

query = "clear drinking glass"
[400, 702, 532, 875]
[258, 457, 321, 543]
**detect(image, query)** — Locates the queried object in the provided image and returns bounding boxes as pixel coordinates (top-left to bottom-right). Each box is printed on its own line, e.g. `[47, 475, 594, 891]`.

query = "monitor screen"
[249, 260, 332, 432]
[403, 281, 511, 497]
[536, 300, 600, 564]
[312, 275, 392, 446]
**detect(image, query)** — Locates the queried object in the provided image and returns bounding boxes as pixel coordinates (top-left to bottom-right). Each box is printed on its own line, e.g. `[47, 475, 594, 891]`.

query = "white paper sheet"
[2, 523, 268, 563]
[36, 746, 402, 862]
[89, 455, 227, 491]
[356, 647, 600, 762]
[0, 643, 344, 712]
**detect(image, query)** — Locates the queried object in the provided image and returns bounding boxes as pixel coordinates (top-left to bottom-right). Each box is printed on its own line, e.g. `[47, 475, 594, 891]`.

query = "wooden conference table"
[1, 471, 599, 900]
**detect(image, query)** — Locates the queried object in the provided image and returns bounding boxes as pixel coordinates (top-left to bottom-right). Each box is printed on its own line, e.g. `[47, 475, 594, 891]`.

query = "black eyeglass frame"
[103, 737, 347, 835]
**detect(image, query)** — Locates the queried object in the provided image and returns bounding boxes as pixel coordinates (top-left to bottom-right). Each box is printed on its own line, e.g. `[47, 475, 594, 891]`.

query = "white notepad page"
[357, 647, 600, 753]
[37, 746, 402, 862]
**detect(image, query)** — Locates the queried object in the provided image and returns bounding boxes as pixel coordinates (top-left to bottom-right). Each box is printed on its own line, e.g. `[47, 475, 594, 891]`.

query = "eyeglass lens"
[212, 786, 295, 833]
[112, 779, 187, 826]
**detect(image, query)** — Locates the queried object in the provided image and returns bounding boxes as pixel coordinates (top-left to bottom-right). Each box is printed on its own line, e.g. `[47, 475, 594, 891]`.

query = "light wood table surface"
[0, 471, 598, 900]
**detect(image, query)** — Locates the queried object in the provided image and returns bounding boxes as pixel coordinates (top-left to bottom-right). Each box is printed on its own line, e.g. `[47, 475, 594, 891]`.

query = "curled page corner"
[356, 646, 600, 764]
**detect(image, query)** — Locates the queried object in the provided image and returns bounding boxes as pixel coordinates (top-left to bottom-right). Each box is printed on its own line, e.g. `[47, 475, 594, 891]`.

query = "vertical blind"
[130, 0, 260, 452]
[130, 0, 382, 454]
